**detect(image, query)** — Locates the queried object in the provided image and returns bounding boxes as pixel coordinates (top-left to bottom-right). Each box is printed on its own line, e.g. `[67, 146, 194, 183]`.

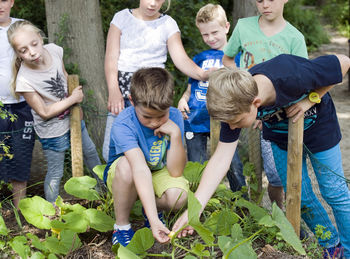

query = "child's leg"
[152, 168, 189, 211]
[185, 132, 209, 163]
[102, 113, 116, 162]
[81, 120, 101, 170]
[261, 136, 284, 209]
[227, 149, 246, 192]
[111, 156, 138, 225]
[43, 149, 65, 203]
[310, 144, 350, 257]
[271, 143, 339, 248]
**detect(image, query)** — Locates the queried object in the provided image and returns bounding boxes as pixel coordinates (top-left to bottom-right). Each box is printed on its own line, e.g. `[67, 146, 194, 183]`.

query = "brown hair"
[207, 67, 258, 121]
[7, 20, 45, 100]
[196, 4, 228, 28]
[131, 67, 174, 111]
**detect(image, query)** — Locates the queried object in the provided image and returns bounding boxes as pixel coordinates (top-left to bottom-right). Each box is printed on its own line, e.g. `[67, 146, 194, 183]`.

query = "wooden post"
[68, 75, 83, 177]
[247, 128, 263, 198]
[286, 116, 304, 237]
[210, 118, 221, 156]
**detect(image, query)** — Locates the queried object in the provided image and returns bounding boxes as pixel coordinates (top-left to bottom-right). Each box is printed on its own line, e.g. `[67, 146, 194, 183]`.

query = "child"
[103, 0, 210, 161]
[222, 0, 308, 208]
[177, 3, 245, 192]
[104, 67, 189, 246]
[7, 20, 101, 204]
[0, 0, 35, 209]
[173, 54, 350, 258]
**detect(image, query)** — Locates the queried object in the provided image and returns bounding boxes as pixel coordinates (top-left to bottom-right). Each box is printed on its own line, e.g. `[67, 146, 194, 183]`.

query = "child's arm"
[286, 54, 350, 122]
[154, 119, 186, 177]
[124, 148, 171, 243]
[104, 25, 124, 115]
[167, 32, 210, 81]
[21, 86, 83, 121]
[172, 140, 238, 236]
[222, 54, 238, 69]
[177, 84, 191, 120]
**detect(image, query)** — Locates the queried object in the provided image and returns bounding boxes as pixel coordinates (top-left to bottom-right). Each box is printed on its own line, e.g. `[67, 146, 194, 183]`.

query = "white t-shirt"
[111, 9, 180, 72]
[16, 43, 70, 139]
[0, 17, 25, 104]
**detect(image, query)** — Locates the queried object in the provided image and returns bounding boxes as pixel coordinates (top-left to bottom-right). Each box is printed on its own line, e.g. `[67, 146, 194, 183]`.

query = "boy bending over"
[173, 54, 350, 258]
[104, 67, 188, 246]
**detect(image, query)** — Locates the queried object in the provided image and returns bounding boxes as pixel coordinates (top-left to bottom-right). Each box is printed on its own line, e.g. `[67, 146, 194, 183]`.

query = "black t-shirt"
[220, 54, 343, 153]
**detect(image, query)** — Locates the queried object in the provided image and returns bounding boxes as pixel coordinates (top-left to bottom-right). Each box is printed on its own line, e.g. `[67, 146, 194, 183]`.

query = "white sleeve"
[15, 77, 35, 93]
[164, 15, 180, 39]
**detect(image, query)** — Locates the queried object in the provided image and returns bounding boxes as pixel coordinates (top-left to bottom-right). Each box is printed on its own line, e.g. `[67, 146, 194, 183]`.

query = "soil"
[2, 26, 349, 259]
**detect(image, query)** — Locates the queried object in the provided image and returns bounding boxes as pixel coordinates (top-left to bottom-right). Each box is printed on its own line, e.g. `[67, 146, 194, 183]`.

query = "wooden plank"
[286, 116, 304, 237]
[247, 128, 262, 200]
[210, 118, 221, 156]
[68, 75, 83, 177]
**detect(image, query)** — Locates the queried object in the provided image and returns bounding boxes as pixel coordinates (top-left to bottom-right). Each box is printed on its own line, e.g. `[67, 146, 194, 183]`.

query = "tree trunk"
[45, 0, 107, 151]
[232, 0, 259, 27]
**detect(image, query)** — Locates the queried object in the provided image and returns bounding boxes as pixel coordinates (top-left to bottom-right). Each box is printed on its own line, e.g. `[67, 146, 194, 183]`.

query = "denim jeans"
[261, 135, 282, 187]
[186, 132, 245, 192]
[102, 99, 132, 162]
[43, 120, 101, 203]
[271, 143, 350, 256]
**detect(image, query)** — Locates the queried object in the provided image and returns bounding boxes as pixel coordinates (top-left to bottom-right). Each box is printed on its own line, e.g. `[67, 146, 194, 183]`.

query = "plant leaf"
[9, 236, 30, 259]
[0, 214, 9, 236]
[19, 196, 55, 229]
[117, 244, 140, 259]
[44, 229, 81, 255]
[236, 198, 268, 221]
[64, 176, 100, 201]
[84, 208, 114, 232]
[204, 209, 239, 235]
[127, 227, 154, 255]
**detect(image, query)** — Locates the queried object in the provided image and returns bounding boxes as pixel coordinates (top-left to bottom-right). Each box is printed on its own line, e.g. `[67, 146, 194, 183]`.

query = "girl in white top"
[103, 0, 211, 160]
[8, 20, 101, 203]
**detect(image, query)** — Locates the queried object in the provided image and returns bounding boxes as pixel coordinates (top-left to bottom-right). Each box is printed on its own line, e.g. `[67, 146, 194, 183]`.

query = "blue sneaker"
[112, 228, 135, 247]
[142, 208, 165, 228]
[323, 243, 344, 259]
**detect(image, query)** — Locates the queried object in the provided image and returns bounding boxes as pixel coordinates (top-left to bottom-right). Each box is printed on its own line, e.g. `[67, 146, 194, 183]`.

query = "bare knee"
[163, 188, 188, 211]
[112, 157, 133, 189]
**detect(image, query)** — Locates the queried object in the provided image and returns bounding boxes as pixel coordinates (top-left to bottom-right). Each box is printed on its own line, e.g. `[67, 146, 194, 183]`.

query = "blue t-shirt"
[186, 49, 224, 133]
[220, 54, 343, 153]
[104, 106, 184, 181]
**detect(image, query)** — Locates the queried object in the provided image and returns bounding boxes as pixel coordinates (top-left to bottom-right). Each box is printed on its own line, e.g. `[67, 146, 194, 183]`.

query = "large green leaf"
[0, 214, 9, 236]
[64, 176, 100, 201]
[9, 235, 30, 259]
[55, 196, 86, 214]
[127, 227, 154, 255]
[19, 196, 55, 229]
[204, 209, 239, 235]
[117, 245, 140, 259]
[236, 199, 268, 221]
[190, 242, 210, 257]
[84, 208, 114, 232]
[187, 192, 214, 245]
[30, 252, 45, 259]
[271, 204, 306, 255]
[59, 211, 89, 233]
[92, 164, 106, 180]
[218, 224, 257, 259]
[44, 229, 81, 255]
[26, 233, 49, 253]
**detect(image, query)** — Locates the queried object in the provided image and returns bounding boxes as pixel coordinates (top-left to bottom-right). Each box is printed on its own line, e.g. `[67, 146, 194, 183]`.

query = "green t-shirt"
[224, 16, 308, 69]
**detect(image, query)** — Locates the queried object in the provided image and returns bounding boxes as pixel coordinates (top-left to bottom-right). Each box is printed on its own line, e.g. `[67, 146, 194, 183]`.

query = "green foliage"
[320, 0, 349, 37]
[284, 0, 329, 52]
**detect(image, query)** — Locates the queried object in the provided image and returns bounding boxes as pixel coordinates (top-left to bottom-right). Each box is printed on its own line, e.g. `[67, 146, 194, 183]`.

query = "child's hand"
[151, 220, 171, 244]
[285, 97, 314, 123]
[172, 210, 194, 238]
[177, 98, 190, 120]
[201, 67, 218, 81]
[154, 119, 179, 138]
[108, 89, 124, 115]
[71, 86, 84, 104]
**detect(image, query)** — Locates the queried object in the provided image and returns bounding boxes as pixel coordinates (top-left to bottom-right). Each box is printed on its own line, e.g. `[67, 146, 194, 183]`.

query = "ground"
[2, 27, 349, 259]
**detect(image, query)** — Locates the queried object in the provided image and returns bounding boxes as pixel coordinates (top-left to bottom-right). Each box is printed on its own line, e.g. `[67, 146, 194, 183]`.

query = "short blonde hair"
[131, 67, 174, 111]
[196, 4, 228, 28]
[207, 67, 258, 121]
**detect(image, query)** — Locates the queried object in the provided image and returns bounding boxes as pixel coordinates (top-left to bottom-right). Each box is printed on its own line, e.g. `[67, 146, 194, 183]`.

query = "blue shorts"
[0, 101, 35, 182]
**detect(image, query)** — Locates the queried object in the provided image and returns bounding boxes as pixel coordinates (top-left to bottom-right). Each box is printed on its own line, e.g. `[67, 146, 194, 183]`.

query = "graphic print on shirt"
[147, 135, 169, 171]
[257, 94, 317, 134]
[43, 70, 69, 119]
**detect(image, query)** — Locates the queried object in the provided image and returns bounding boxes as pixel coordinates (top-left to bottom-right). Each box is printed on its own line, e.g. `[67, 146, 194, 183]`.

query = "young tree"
[45, 0, 107, 150]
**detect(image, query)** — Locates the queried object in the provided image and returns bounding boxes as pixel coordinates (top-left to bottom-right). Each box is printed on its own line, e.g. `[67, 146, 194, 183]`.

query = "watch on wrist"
[308, 92, 321, 104]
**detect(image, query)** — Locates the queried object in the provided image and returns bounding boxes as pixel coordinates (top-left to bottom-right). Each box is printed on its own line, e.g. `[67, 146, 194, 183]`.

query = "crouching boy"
[104, 67, 189, 246]
[173, 54, 350, 258]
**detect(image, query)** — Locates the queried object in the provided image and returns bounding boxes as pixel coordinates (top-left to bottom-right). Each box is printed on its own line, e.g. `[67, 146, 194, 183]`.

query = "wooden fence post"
[286, 116, 304, 237]
[210, 118, 221, 156]
[247, 128, 263, 196]
[68, 75, 83, 177]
